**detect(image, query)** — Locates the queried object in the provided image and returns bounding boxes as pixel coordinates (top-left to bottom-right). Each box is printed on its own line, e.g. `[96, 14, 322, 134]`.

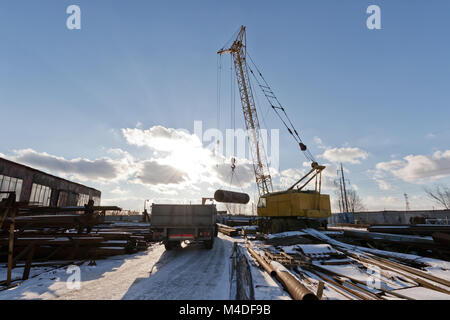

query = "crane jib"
[218, 26, 273, 197]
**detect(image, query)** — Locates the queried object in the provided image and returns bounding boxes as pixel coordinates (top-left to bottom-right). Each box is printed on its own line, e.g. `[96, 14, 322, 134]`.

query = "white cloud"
[274, 162, 339, 193]
[7, 125, 344, 210]
[214, 159, 255, 188]
[313, 136, 326, 149]
[362, 195, 404, 211]
[122, 126, 202, 152]
[121, 125, 260, 194]
[278, 168, 306, 189]
[320, 147, 368, 164]
[375, 150, 450, 183]
[137, 160, 187, 185]
[375, 178, 394, 191]
[312, 137, 368, 164]
[110, 186, 128, 195]
[7, 148, 130, 182]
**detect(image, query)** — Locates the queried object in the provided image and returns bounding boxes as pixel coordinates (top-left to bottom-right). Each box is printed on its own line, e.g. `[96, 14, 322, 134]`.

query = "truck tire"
[165, 241, 179, 250]
[205, 238, 214, 250]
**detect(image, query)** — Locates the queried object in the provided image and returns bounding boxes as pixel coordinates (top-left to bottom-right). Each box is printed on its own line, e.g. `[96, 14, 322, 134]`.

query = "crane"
[218, 26, 331, 232]
[218, 26, 273, 196]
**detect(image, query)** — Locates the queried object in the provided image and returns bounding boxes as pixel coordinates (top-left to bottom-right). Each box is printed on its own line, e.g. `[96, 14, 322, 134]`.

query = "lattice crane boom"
[218, 26, 273, 196]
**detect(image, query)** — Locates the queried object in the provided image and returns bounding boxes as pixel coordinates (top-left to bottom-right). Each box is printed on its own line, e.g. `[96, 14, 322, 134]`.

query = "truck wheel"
[164, 241, 173, 250]
[205, 239, 214, 250]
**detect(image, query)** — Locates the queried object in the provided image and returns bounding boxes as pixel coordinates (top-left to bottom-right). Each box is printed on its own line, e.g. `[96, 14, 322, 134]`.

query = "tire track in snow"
[122, 236, 232, 300]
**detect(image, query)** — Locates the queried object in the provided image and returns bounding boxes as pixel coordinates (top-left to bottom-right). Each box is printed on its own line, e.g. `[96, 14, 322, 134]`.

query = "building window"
[0, 175, 23, 201]
[257, 197, 267, 208]
[57, 191, 68, 207]
[92, 196, 101, 206]
[77, 193, 90, 206]
[29, 183, 51, 206]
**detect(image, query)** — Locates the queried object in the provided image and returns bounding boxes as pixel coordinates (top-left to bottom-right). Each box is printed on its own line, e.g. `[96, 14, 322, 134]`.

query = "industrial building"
[0, 157, 100, 207]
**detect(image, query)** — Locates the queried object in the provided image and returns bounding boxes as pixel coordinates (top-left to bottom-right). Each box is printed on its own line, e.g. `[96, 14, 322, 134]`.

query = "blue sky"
[1, 0, 449, 212]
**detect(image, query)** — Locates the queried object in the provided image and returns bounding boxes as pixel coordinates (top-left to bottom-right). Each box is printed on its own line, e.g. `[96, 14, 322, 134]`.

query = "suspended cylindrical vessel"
[214, 190, 250, 204]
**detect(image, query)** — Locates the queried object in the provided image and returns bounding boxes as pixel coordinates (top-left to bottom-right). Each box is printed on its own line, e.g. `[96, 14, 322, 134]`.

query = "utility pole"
[340, 163, 349, 213]
[338, 177, 345, 213]
[334, 165, 349, 213]
[404, 193, 410, 211]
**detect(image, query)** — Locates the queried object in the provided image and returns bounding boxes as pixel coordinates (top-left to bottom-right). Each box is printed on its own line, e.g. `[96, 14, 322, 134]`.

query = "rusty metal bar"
[370, 255, 450, 288]
[6, 205, 17, 286]
[304, 267, 372, 300]
[353, 255, 450, 295]
[247, 245, 318, 300]
[22, 243, 36, 280]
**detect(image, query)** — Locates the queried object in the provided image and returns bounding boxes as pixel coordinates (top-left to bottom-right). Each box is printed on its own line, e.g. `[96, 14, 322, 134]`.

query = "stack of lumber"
[217, 223, 238, 236]
[0, 222, 153, 262]
[0, 202, 153, 264]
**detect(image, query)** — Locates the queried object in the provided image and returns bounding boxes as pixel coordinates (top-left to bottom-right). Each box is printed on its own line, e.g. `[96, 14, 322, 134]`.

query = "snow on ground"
[328, 226, 368, 231]
[0, 235, 234, 300]
[266, 231, 307, 239]
[0, 265, 69, 285]
[393, 287, 450, 300]
[122, 235, 233, 300]
[0, 234, 285, 300]
[303, 229, 450, 271]
[0, 245, 166, 300]
[233, 225, 258, 230]
[302, 228, 450, 296]
[239, 243, 291, 300]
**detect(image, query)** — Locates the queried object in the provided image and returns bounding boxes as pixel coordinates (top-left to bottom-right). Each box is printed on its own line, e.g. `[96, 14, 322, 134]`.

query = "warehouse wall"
[0, 157, 101, 206]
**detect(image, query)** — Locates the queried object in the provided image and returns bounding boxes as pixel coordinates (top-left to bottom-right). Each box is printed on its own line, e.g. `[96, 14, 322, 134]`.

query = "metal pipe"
[247, 245, 318, 300]
[214, 190, 250, 204]
[270, 261, 318, 300]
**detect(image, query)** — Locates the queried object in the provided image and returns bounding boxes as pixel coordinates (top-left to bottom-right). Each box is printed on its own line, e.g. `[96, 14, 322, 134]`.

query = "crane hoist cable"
[247, 53, 316, 164]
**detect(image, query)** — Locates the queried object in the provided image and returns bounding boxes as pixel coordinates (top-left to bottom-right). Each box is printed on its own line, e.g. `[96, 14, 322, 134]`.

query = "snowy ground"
[0, 234, 236, 300]
[4, 228, 447, 300]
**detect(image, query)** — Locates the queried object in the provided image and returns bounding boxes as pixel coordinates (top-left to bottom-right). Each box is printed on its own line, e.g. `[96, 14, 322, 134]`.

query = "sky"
[1, 0, 449, 213]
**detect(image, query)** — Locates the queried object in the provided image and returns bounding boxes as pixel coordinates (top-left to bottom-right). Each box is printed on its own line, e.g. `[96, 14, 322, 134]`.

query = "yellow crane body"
[257, 191, 331, 218]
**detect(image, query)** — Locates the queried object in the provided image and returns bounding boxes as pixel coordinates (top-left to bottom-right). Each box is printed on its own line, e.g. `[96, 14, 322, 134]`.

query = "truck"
[150, 204, 218, 250]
